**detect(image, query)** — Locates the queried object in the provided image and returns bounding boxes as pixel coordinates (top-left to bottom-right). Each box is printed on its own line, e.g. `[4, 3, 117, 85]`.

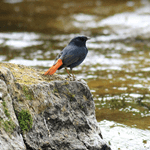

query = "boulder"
[0, 63, 111, 150]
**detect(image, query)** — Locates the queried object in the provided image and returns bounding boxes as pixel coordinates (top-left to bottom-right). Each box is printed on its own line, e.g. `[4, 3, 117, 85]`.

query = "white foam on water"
[141, 67, 150, 72]
[73, 13, 96, 22]
[87, 42, 135, 51]
[98, 4, 150, 39]
[5, 40, 43, 48]
[8, 58, 53, 67]
[99, 120, 150, 150]
[73, 3, 150, 40]
[4, 0, 23, 4]
[73, 14, 97, 28]
[119, 106, 140, 113]
[133, 84, 144, 88]
[0, 32, 40, 40]
[129, 93, 143, 98]
[0, 32, 43, 48]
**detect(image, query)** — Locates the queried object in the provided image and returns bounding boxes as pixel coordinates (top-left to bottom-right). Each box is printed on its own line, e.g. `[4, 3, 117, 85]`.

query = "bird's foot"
[72, 74, 76, 81]
[66, 74, 76, 81]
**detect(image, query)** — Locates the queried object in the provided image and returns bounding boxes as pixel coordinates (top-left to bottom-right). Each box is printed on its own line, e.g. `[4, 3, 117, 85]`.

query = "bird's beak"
[87, 37, 90, 40]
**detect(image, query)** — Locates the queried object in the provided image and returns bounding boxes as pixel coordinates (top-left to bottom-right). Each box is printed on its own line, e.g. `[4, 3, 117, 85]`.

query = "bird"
[44, 35, 89, 79]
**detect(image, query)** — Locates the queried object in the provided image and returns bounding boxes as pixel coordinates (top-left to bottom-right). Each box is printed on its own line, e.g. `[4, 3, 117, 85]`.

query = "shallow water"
[99, 120, 150, 150]
[0, 0, 150, 149]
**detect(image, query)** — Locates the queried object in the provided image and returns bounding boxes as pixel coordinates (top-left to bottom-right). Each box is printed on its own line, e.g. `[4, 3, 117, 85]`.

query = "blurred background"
[0, 0, 150, 149]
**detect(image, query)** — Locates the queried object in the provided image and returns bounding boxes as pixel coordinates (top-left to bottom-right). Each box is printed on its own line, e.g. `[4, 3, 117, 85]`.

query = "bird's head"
[69, 36, 90, 47]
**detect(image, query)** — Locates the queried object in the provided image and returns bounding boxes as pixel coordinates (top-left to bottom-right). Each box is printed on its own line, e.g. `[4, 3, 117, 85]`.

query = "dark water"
[0, 0, 150, 149]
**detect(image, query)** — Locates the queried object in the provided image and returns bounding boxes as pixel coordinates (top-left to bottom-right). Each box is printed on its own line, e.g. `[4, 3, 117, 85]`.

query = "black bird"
[44, 36, 89, 78]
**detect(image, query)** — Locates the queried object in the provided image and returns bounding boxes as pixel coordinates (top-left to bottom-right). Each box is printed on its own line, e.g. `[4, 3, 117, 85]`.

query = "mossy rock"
[0, 63, 65, 85]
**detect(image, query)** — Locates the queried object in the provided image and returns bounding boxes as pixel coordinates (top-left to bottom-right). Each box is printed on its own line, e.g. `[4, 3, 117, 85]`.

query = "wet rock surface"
[0, 63, 110, 150]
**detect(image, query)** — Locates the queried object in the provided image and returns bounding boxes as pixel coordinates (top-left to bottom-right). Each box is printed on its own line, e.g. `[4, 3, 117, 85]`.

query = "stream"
[0, 0, 150, 149]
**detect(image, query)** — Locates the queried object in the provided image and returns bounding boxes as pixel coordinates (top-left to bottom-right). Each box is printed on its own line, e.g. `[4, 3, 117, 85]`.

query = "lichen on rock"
[0, 62, 111, 150]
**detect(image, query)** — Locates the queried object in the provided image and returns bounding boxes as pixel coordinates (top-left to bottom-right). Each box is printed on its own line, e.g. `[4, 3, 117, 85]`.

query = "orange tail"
[44, 59, 63, 75]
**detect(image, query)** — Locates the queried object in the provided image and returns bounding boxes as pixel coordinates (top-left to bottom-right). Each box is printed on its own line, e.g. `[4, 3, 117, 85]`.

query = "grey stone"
[0, 79, 26, 150]
[0, 63, 111, 150]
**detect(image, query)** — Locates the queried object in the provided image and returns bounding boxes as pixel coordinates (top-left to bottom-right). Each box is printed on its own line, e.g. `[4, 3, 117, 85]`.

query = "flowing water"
[0, 0, 150, 149]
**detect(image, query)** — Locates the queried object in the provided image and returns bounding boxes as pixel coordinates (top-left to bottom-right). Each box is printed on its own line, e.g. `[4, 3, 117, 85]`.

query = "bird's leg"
[65, 68, 72, 77]
[70, 68, 76, 80]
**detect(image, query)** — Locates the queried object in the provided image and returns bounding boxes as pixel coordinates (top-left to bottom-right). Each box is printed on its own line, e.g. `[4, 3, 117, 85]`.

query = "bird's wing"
[61, 45, 86, 67]
[63, 54, 79, 66]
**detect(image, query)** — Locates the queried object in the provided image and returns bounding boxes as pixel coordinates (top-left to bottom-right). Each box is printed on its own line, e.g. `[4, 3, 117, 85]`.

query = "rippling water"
[0, 0, 150, 149]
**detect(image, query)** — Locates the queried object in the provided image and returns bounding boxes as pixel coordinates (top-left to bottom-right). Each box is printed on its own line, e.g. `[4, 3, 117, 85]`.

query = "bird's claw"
[67, 74, 76, 81]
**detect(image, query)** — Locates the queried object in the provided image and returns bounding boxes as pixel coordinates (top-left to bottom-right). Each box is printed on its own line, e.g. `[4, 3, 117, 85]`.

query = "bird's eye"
[79, 37, 85, 41]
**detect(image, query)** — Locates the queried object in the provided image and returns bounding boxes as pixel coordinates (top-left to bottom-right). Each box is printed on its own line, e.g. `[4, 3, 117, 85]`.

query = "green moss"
[2, 101, 6, 107]
[62, 81, 69, 86]
[69, 93, 75, 101]
[0, 118, 3, 127]
[0, 100, 16, 133]
[18, 109, 33, 132]
[80, 105, 84, 109]
[0, 118, 15, 133]
[4, 109, 10, 118]
[23, 86, 34, 100]
[3, 120, 16, 133]
[53, 88, 58, 93]
[65, 88, 75, 101]
[2, 101, 10, 118]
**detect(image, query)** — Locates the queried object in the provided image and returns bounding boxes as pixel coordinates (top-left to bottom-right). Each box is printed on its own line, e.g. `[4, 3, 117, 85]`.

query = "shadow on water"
[0, 0, 150, 149]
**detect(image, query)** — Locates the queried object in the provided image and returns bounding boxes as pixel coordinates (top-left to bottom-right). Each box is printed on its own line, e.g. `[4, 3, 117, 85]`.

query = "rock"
[0, 76, 26, 149]
[0, 63, 111, 150]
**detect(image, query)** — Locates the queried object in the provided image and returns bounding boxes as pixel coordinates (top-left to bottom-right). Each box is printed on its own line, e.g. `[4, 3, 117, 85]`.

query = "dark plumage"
[44, 36, 89, 77]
